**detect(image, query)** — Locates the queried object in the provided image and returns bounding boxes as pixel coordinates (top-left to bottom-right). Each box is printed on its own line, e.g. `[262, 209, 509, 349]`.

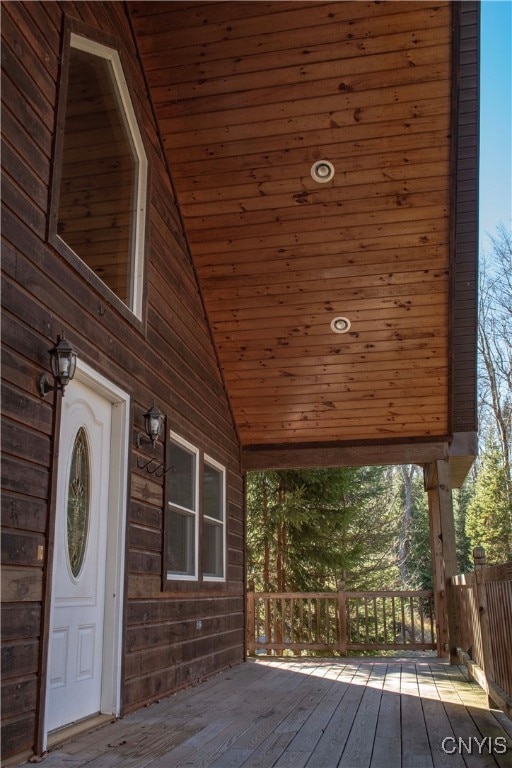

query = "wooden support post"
[473, 547, 495, 706]
[426, 459, 459, 662]
[437, 459, 460, 664]
[426, 463, 447, 657]
[247, 580, 255, 656]
[337, 580, 347, 656]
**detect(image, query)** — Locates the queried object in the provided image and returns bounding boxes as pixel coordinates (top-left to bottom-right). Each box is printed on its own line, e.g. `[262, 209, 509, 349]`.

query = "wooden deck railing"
[246, 584, 436, 656]
[451, 547, 512, 719]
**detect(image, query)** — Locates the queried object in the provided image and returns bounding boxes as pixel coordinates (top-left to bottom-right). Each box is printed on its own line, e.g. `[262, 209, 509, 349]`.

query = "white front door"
[47, 378, 112, 732]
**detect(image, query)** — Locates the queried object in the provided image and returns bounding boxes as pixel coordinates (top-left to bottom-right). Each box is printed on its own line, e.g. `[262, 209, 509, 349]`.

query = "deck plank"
[432, 665, 512, 768]
[23, 659, 512, 768]
[303, 663, 372, 767]
[339, 663, 386, 767]
[416, 663, 465, 768]
[401, 661, 434, 768]
[273, 663, 355, 767]
[171, 662, 311, 767]
[239, 663, 340, 767]
[370, 663, 402, 768]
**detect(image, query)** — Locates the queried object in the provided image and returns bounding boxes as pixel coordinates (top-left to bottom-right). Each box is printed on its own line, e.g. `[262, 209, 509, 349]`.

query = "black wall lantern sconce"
[136, 403, 164, 449]
[136, 403, 173, 475]
[38, 333, 77, 397]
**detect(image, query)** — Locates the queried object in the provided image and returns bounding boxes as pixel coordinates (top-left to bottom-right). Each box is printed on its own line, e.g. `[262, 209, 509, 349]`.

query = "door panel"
[47, 379, 112, 732]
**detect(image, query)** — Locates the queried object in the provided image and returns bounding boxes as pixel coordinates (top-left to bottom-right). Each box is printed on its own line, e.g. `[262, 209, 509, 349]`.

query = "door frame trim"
[42, 361, 130, 750]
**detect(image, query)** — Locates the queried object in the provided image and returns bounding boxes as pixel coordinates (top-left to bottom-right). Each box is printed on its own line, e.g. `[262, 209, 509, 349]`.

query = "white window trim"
[68, 33, 147, 320]
[203, 454, 226, 582]
[167, 432, 199, 581]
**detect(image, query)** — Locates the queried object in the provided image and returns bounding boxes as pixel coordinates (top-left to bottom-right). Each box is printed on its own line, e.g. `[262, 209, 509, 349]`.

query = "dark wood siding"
[1, 1, 243, 761]
[451, 1, 479, 435]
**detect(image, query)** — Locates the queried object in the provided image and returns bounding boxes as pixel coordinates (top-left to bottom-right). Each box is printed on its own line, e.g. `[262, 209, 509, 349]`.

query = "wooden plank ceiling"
[130, 1, 452, 450]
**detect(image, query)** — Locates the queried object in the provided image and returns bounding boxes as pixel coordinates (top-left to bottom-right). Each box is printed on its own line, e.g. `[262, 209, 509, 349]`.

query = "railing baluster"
[265, 597, 270, 654]
[247, 585, 255, 656]
[258, 595, 261, 651]
[338, 582, 347, 656]
[419, 596, 425, 644]
[290, 597, 295, 646]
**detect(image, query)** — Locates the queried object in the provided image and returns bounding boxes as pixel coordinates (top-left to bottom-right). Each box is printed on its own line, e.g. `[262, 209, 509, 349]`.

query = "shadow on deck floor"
[23, 657, 512, 768]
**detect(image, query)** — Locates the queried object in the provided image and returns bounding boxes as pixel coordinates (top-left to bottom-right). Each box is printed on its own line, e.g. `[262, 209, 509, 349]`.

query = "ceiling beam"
[242, 440, 450, 471]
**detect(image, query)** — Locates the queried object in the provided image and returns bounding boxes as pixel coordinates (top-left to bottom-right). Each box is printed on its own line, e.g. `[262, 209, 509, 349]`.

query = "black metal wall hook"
[154, 463, 175, 478]
[136, 455, 174, 477]
[137, 456, 160, 473]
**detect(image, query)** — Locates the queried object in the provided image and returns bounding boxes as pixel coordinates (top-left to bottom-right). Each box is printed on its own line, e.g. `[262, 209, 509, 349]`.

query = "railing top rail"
[251, 590, 434, 599]
[451, 573, 475, 587]
[253, 592, 336, 600]
[343, 590, 434, 598]
[452, 561, 512, 586]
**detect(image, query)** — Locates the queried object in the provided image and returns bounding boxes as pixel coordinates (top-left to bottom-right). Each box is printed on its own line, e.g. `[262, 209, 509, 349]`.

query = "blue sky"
[479, 1, 512, 252]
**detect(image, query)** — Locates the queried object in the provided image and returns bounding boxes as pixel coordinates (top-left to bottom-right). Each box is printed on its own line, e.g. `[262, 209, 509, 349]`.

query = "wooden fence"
[451, 547, 512, 719]
[246, 585, 436, 656]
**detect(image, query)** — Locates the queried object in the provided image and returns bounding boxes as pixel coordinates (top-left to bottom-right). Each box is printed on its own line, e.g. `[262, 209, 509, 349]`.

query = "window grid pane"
[203, 459, 225, 580]
[204, 463, 223, 521]
[167, 507, 195, 577]
[169, 441, 196, 511]
[203, 519, 224, 579]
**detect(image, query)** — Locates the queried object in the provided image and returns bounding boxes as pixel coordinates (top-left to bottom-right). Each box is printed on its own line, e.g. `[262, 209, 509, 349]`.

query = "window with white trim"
[167, 434, 199, 580]
[165, 435, 226, 583]
[52, 31, 147, 318]
[203, 456, 226, 581]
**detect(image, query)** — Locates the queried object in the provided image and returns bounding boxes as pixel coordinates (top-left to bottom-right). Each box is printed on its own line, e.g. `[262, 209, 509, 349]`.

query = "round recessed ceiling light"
[330, 316, 351, 334]
[311, 160, 335, 183]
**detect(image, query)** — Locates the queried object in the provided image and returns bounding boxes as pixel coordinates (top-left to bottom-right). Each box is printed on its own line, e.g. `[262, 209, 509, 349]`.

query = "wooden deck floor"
[30, 658, 512, 768]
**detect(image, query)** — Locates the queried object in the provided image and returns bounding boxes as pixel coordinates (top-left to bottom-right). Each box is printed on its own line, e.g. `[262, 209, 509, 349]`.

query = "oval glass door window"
[67, 426, 91, 579]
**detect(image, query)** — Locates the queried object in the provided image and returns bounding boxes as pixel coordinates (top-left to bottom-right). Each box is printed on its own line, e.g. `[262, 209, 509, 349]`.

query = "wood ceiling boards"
[130, 1, 453, 452]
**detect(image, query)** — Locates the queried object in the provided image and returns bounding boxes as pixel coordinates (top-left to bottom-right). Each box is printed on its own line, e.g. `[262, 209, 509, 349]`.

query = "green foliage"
[342, 467, 402, 590]
[408, 502, 432, 590]
[453, 483, 473, 572]
[246, 466, 401, 592]
[390, 466, 432, 590]
[466, 438, 512, 564]
[471, 228, 512, 566]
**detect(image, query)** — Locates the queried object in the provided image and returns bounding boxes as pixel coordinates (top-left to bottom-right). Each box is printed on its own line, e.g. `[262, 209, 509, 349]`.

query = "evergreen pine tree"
[246, 466, 400, 592]
[466, 438, 512, 564]
[453, 483, 473, 572]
